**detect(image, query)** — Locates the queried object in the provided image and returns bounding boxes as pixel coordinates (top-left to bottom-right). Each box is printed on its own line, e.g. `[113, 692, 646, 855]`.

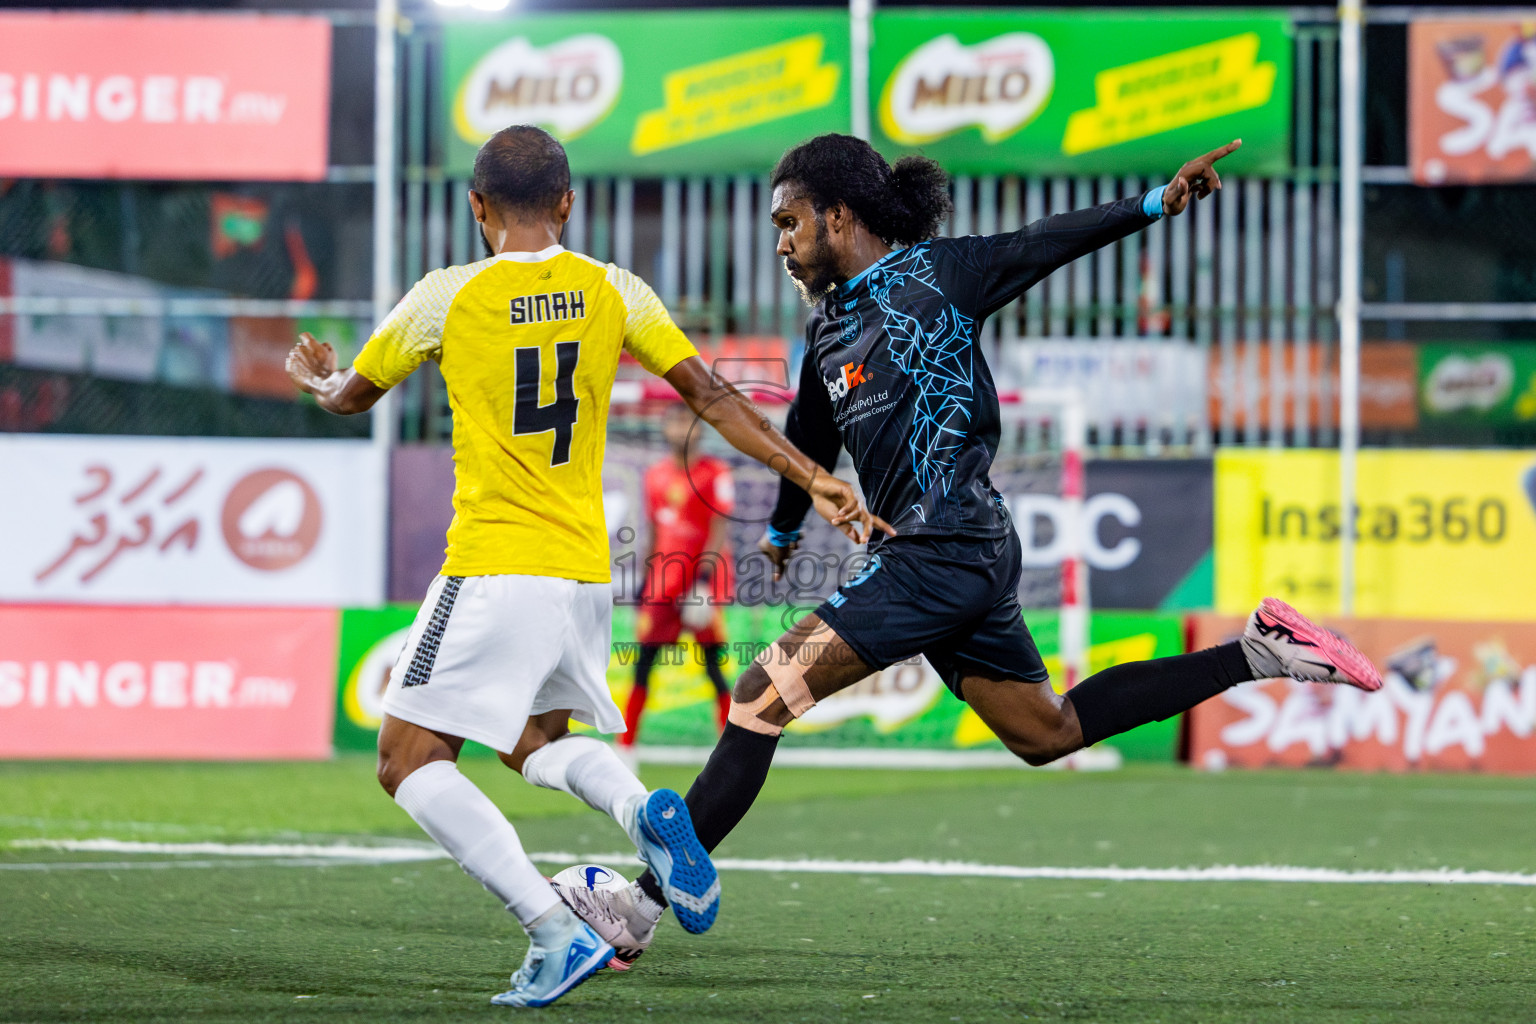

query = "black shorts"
[814, 532, 1049, 699]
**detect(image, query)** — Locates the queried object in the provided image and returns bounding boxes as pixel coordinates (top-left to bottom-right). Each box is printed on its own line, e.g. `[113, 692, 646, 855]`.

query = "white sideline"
[6, 839, 1536, 886]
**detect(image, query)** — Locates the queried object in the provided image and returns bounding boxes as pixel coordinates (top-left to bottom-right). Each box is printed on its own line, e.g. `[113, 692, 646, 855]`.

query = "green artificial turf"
[3, 757, 1535, 1023]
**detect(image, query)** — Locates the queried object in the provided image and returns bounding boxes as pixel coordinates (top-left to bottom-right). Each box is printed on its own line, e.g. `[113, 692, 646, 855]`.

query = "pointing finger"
[1205, 139, 1242, 163]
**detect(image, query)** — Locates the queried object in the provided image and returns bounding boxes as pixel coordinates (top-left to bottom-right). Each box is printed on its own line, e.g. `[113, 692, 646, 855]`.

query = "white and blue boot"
[624, 789, 720, 934]
[490, 907, 613, 1009]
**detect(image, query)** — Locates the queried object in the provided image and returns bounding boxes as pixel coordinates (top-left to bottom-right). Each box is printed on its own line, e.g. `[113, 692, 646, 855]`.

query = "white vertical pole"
[1338, 0, 1364, 616]
[371, 0, 399, 606]
[850, 0, 873, 140]
[1059, 394, 1088, 691]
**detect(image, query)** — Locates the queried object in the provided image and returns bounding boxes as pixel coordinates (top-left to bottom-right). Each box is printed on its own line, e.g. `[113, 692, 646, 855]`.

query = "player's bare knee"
[1014, 725, 1080, 766]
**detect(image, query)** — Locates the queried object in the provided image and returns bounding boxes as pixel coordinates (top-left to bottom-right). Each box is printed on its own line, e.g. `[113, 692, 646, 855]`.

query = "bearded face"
[783, 211, 839, 305]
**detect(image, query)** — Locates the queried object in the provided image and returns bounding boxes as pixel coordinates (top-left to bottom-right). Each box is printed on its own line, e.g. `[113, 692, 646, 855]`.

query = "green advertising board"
[600, 606, 1186, 761]
[443, 10, 850, 177]
[443, 9, 1293, 179]
[871, 11, 1293, 176]
[872, 11, 1290, 176]
[1420, 342, 1536, 425]
[334, 605, 418, 752]
[334, 604, 1186, 760]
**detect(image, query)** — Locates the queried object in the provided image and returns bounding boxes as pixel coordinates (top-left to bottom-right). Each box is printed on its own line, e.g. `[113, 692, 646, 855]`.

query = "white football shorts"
[380, 573, 623, 752]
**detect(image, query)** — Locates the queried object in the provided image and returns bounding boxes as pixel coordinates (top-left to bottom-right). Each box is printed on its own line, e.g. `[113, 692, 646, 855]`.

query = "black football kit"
[768, 193, 1162, 694]
[630, 186, 1268, 909]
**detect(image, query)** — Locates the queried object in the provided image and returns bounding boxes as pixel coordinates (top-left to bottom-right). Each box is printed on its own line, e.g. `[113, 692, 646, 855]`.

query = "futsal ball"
[552, 863, 630, 892]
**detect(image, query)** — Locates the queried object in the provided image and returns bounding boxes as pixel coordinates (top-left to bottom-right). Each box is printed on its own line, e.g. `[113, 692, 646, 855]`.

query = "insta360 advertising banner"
[0, 13, 332, 181]
[0, 435, 385, 606]
[1215, 449, 1536, 622]
[443, 10, 1291, 177]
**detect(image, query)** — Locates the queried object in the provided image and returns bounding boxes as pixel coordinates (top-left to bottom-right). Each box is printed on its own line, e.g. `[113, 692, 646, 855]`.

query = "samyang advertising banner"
[0, 604, 337, 759]
[1187, 613, 1536, 774]
[0, 435, 385, 606]
[0, 13, 331, 181]
[1410, 19, 1536, 185]
[1214, 449, 1536, 622]
[443, 10, 850, 177]
[871, 11, 1293, 176]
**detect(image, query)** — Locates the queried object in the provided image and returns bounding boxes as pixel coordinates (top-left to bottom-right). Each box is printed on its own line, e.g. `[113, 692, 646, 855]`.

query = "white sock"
[393, 760, 559, 929]
[526, 904, 580, 952]
[521, 735, 649, 844]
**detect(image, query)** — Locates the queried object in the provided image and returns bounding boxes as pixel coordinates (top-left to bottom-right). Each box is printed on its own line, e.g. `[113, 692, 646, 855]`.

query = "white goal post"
[996, 387, 1090, 694]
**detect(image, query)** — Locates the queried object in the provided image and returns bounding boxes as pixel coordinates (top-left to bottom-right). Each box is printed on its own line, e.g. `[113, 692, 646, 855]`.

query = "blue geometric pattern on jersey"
[864, 244, 974, 521]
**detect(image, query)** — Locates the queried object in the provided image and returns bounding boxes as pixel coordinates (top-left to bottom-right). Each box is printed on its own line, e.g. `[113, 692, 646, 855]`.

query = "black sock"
[1066, 641, 1254, 748]
[635, 643, 662, 689]
[701, 643, 729, 693]
[635, 722, 780, 906]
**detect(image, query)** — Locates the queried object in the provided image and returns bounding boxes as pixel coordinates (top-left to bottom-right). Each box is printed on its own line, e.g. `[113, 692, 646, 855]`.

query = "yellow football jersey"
[353, 244, 697, 582]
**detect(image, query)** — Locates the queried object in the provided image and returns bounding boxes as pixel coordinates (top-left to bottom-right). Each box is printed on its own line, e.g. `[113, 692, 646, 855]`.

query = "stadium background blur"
[3, 2, 1536, 1021]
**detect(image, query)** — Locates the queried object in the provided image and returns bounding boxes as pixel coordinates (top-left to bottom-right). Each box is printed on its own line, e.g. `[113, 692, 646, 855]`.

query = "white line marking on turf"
[8, 839, 446, 862]
[527, 853, 1536, 887]
[7, 841, 1536, 887]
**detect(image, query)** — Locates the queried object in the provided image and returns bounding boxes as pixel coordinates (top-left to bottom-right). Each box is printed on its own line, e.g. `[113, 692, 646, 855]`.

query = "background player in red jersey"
[621, 403, 737, 759]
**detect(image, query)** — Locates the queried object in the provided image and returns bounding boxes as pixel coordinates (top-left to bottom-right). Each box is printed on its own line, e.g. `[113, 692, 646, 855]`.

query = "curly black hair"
[771, 134, 952, 247]
[472, 125, 571, 219]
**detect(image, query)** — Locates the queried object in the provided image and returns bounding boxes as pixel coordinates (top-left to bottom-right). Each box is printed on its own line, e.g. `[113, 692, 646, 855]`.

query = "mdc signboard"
[872, 12, 1292, 175]
[0, 604, 337, 759]
[1187, 614, 1536, 774]
[0, 13, 331, 181]
[0, 435, 385, 606]
[1410, 19, 1536, 185]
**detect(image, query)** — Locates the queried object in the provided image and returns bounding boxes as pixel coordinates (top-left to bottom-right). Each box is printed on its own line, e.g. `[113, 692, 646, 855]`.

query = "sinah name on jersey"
[510, 290, 587, 325]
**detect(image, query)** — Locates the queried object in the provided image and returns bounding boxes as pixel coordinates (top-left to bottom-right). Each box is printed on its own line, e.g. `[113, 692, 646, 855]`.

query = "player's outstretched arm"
[972, 139, 1242, 316]
[663, 355, 893, 545]
[286, 332, 388, 415]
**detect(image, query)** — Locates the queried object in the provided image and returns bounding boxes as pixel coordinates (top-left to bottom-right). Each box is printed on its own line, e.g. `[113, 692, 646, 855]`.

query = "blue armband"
[1142, 185, 1167, 220]
[767, 526, 802, 547]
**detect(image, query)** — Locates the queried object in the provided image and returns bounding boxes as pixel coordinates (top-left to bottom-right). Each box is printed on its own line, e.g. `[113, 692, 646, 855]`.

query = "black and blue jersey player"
[555, 134, 1385, 963]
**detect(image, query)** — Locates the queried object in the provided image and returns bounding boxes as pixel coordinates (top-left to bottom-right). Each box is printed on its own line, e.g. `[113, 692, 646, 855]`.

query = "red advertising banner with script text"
[0, 605, 337, 759]
[1187, 614, 1536, 773]
[0, 14, 330, 181]
[1410, 19, 1536, 185]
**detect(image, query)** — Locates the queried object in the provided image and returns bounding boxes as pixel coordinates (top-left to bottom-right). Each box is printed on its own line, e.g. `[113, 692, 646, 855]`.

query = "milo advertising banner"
[871, 12, 1293, 175]
[443, 11, 849, 177]
[336, 604, 1184, 761]
[1419, 342, 1536, 426]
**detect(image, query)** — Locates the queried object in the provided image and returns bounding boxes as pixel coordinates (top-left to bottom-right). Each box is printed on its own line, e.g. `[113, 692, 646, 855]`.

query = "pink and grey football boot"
[1241, 597, 1383, 691]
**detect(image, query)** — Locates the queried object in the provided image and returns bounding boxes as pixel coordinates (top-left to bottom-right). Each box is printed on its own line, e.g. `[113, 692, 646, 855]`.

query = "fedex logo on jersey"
[823, 361, 871, 400]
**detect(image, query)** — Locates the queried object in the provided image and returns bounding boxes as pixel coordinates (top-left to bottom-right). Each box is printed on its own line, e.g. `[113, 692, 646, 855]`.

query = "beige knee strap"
[728, 686, 787, 736]
[726, 629, 826, 736]
[758, 632, 819, 717]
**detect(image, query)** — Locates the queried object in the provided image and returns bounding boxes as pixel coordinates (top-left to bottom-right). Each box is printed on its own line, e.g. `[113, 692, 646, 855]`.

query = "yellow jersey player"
[285, 125, 888, 1009]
